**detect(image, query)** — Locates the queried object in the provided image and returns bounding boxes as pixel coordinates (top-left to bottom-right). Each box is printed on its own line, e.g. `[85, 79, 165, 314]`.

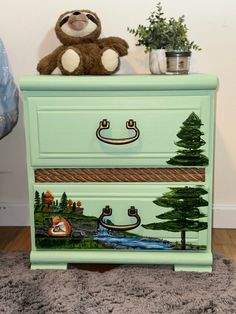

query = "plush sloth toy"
[37, 10, 129, 75]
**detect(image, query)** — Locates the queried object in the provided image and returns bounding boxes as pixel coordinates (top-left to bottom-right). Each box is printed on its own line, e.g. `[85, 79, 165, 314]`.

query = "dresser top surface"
[20, 74, 218, 92]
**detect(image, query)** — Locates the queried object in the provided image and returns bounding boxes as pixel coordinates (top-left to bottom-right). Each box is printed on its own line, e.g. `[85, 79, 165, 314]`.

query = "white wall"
[0, 0, 235, 227]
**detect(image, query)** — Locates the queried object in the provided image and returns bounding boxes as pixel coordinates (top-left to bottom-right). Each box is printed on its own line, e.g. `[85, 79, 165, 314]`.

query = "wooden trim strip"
[35, 168, 205, 183]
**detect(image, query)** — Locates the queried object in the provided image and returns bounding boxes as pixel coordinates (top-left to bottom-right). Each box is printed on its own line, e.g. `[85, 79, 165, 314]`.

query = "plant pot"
[166, 51, 191, 74]
[149, 49, 167, 75]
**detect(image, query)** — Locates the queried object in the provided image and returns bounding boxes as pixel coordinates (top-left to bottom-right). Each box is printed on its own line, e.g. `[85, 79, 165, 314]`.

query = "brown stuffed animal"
[37, 10, 129, 75]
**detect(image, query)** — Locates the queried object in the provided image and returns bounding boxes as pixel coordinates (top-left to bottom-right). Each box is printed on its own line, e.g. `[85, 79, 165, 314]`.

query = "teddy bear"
[37, 9, 129, 75]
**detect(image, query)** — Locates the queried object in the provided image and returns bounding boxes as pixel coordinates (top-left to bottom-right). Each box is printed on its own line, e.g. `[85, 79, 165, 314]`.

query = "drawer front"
[33, 183, 209, 251]
[27, 96, 211, 166]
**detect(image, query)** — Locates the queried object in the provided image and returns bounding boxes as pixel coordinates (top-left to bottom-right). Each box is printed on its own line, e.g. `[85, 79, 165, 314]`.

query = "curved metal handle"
[96, 119, 140, 145]
[98, 205, 141, 231]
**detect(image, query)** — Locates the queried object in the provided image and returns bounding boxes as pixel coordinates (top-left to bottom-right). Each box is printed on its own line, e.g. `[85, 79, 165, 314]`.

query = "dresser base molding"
[30, 250, 213, 272]
[34, 167, 205, 183]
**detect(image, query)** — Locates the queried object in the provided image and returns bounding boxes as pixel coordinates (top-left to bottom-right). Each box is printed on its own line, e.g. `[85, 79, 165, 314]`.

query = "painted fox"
[48, 216, 71, 237]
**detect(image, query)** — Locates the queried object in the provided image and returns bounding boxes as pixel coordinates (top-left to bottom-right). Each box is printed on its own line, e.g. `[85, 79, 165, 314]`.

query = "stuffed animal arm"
[97, 37, 129, 56]
[37, 46, 65, 75]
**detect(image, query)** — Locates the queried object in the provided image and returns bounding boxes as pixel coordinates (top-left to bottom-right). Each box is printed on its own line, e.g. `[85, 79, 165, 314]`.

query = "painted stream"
[93, 224, 172, 250]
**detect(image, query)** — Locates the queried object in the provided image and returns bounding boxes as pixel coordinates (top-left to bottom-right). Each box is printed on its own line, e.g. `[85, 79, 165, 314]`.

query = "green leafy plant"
[166, 15, 201, 51]
[128, 2, 201, 52]
[127, 2, 169, 52]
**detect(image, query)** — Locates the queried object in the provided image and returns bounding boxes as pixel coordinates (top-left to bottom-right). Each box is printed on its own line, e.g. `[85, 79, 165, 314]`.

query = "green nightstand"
[20, 74, 217, 271]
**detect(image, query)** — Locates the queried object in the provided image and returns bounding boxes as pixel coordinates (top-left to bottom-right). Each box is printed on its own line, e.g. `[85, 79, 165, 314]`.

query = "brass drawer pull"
[98, 205, 141, 231]
[96, 119, 140, 145]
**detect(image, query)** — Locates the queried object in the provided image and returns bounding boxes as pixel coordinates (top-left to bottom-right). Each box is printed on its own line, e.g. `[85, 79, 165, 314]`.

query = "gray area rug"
[0, 252, 235, 314]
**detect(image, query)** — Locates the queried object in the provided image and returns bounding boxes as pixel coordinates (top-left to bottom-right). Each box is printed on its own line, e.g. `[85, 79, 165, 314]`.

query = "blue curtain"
[0, 39, 19, 140]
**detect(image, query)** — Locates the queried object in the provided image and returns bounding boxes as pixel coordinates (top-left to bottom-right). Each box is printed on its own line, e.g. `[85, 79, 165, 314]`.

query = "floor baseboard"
[0, 202, 235, 228]
[213, 204, 236, 228]
[0, 202, 29, 226]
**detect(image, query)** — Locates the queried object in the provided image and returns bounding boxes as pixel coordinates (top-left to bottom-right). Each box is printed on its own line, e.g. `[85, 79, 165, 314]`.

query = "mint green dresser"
[20, 75, 217, 271]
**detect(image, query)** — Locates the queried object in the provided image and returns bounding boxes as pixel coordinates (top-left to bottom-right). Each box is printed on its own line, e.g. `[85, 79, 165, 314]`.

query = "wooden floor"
[0, 227, 235, 266]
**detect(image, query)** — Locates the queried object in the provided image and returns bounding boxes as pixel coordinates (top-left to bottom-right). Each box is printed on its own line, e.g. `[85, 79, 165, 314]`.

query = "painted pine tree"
[60, 192, 68, 210]
[142, 186, 208, 249]
[72, 202, 77, 212]
[41, 192, 46, 210]
[34, 191, 41, 212]
[167, 112, 209, 166]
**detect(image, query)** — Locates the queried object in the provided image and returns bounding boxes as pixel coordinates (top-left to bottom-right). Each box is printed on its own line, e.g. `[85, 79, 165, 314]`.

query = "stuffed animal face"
[55, 10, 101, 45]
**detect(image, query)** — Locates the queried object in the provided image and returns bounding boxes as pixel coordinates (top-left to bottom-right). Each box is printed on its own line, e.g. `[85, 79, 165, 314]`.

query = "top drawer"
[25, 95, 211, 167]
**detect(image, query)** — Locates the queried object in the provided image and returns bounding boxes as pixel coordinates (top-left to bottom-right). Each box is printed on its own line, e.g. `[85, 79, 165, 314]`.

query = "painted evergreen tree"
[167, 112, 209, 166]
[34, 191, 41, 211]
[60, 192, 68, 210]
[142, 186, 208, 249]
[41, 192, 46, 209]
[72, 202, 77, 212]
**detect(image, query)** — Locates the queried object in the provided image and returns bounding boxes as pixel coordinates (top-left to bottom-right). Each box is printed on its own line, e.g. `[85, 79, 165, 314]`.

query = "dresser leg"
[174, 264, 212, 272]
[31, 263, 68, 270]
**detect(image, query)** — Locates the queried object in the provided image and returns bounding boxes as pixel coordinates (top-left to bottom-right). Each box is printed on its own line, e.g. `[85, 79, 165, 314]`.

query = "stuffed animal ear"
[55, 10, 102, 45]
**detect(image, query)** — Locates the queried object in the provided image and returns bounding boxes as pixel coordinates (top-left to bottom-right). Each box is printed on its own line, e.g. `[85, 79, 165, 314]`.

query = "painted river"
[93, 224, 172, 250]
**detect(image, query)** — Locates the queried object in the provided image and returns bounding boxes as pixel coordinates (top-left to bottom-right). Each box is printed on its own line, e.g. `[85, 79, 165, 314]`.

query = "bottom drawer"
[33, 183, 209, 251]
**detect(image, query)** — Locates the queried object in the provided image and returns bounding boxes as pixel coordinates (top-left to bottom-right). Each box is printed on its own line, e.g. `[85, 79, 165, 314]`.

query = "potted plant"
[128, 2, 201, 74]
[165, 15, 201, 74]
[127, 2, 169, 74]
